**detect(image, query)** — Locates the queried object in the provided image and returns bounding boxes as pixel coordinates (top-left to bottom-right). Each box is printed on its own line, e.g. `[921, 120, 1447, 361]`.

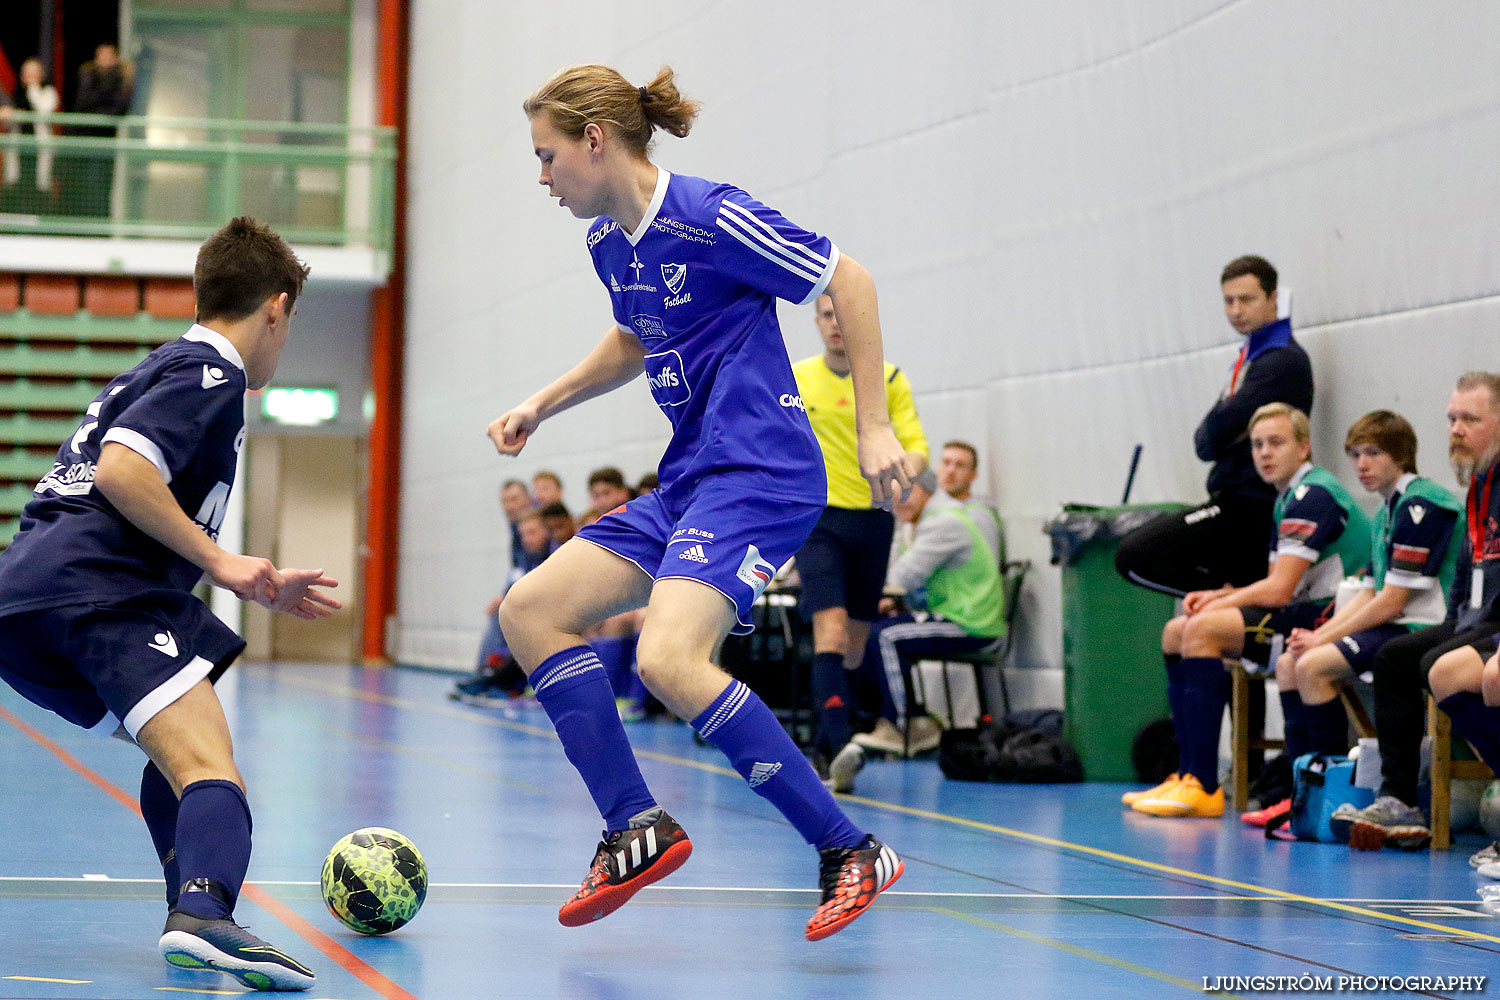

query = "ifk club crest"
[661, 263, 687, 294]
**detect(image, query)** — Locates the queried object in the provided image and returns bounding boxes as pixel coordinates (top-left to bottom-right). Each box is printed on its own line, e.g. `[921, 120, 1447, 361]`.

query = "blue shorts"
[0, 589, 246, 739]
[575, 480, 822, 635]
[1239, 601, 1330, 667]
[1336, 624, 1411, 676]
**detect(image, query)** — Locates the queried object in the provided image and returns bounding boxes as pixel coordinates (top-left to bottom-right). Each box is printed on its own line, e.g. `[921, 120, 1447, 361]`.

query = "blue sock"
[1436, 692, 1500, 773]
[811, 652, 852, 754]
[589, 634, 635, 697]
[172, 779, 251, 920]
[1177, 657, 1230, 793]
[1303, 696, 1349, 758]
[1280, 690, 1309, 761]
[532, 646, 656, 832]
[1164, 653, 1185, 772]
[139, 762, 180, 907]
[693, 680, 864, 851]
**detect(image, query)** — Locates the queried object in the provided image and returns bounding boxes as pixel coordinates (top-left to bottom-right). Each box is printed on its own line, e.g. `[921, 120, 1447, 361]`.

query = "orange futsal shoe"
[1121, 773, 1181, 806]
[805, 836, 904, 941]
[558, 807, 693, 927]
[1131, 774, 1224, 818]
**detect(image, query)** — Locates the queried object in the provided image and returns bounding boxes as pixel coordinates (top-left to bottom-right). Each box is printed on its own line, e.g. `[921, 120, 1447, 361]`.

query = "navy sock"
[1303, 696, 1350, 758]
[589, 634, 635, 697]
[1437, 692, 1500, 774]
[1164, 653, 1185, 772]
[532, 646, 656, 832]
[139, 762, 180, 907]
[811, 652, 852, 754]
[1280, 690, 1310, 761]
[1178, 657, 1230, 793]
[693, 680, 863, 851]
[172, 779, 251, 920]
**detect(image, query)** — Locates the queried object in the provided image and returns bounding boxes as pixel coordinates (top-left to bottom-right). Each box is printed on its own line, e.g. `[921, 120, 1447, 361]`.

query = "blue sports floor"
[1, 663, 1496, 999]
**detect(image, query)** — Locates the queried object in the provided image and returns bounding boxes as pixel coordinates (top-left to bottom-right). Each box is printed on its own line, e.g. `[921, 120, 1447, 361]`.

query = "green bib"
[925, 507, 1006, 638]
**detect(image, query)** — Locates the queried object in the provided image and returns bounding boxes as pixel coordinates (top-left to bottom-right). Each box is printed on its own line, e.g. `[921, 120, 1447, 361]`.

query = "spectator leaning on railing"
[0, 58, 60, 214]
[66, 43, 134, 218]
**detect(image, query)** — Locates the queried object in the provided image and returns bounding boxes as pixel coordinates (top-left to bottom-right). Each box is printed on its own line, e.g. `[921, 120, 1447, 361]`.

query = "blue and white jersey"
[0, 325, 247, 614]
[588, 169, 834, 506]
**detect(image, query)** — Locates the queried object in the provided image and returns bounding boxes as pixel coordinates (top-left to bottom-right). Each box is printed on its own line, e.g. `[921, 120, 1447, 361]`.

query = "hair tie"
[638, 86, 651, 104]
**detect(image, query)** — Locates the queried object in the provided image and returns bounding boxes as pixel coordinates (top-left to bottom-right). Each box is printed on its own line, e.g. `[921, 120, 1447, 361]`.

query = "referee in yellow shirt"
[793, 294, 929, 791]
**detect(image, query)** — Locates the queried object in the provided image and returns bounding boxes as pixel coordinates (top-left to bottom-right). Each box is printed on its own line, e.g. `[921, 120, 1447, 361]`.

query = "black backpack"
[939, 711, 1083, 783]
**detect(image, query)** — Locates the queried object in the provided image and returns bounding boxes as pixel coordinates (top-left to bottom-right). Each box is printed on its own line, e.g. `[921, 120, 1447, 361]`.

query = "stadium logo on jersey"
[778, 393, 805, 411]
[631, 314, 666, 340]
[735, 544, 776, 599]
[644, 350, 691, 408]
[587, 221, 617, 248]
[201, 365, 230, 389]
[148, 631, 179, 657]
[661, 263, 686, 294]
[748, 761, 781, 787]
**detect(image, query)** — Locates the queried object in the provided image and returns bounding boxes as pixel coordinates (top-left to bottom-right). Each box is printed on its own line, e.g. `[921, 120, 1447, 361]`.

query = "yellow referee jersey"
[792, 356, 928, 509]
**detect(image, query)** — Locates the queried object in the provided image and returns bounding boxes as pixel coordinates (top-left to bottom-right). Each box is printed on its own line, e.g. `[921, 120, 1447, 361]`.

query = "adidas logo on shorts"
[677, 543, 710, 563]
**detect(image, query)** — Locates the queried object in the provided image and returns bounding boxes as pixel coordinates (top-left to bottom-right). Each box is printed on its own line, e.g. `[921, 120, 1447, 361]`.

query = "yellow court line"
[5, 975, 93, 984]
[933, 907, 1245, 998]
[269, 670, 1500, 944]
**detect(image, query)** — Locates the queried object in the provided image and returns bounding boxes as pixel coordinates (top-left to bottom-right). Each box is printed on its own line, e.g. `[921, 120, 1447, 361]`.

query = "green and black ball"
[320, 827, 428, 935]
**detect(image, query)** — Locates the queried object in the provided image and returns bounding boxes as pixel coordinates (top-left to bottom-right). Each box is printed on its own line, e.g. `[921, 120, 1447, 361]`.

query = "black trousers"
[1114, 492, 1274, 597]
[1370, 620, 1500, 806]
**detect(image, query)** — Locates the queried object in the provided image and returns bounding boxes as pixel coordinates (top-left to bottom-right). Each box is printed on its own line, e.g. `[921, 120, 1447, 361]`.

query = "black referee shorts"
[795, 506, 895, 622]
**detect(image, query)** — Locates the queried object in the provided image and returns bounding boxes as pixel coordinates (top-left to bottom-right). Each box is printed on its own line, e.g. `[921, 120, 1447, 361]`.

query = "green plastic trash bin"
[1046, 502, 1189, 782]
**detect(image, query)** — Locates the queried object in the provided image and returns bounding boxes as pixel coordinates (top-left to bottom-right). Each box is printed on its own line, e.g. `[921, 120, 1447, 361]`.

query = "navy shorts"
[1335, 624, 1411, 676]
[575, 479, 822, 635]
[1239, 601, 1330, 667]
[0, 589, 246, 740]
[794, 506, 896, 621]
[1467, 633, 1500, 662]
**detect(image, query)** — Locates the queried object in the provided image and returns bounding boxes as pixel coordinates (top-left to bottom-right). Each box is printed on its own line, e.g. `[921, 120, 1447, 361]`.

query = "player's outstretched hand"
[859, 425, 916, 505]
[264, 567, 342, 620]
[488, 405, 540, 457]
[209, 552, 286, 606]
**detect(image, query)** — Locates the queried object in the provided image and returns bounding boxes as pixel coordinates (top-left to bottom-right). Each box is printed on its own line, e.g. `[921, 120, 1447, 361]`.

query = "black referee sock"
[811, 652, 852, 753]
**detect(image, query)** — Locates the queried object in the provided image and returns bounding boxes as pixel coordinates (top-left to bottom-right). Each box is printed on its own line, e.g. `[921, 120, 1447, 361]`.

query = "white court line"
[0, 876, 1487, 905]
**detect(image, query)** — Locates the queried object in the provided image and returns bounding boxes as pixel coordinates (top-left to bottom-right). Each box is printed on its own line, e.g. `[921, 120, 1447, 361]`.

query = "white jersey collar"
[623, 167, 670, 246]
[1281, 461, 1315, 497]
[183, 324, 246, 372]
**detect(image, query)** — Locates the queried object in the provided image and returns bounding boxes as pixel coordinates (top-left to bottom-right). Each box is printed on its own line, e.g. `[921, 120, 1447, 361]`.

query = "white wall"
[397, 0, 1500, 673]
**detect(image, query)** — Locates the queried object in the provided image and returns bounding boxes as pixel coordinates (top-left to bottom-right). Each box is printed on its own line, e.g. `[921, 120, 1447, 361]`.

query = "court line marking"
[933, 907, 1247, 998]
[4, 976, 92, 984]
[268, 670, 1500, 944]
[0, 703, 423, 1000]
[0, 876, 1491, 907]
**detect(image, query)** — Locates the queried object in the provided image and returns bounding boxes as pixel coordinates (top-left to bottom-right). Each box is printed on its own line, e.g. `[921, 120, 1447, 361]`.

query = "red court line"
[0, 703, 423, 1000]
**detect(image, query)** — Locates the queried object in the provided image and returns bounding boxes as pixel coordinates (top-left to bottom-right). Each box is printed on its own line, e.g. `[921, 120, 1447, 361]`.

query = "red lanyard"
[1468, 471, 1495, 563]
[1228, 346, 1248, 395]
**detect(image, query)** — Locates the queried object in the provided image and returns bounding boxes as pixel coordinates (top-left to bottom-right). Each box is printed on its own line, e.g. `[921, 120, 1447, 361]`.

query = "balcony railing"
[0, 111, 396, 253]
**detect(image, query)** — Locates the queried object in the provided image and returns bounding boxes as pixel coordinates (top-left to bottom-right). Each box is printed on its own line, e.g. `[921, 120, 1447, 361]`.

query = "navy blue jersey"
[0, 326, 247, 614]
[588, 170, 832, 506]
[1269, 464, 1371, 603]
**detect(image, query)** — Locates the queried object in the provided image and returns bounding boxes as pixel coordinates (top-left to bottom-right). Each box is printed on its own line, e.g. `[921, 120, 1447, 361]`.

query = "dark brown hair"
[1220, 255, 1277, 294]
[194, 216, 309, 322]
[941, 440, 979, 472]
[1345, 410, 1418, 473]
[523, 64, 700, 156]
[587, 466, 628, 490]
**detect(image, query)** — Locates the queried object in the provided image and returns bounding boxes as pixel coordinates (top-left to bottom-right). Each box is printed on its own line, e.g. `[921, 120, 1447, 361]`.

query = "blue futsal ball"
[321, 827, 428, 935]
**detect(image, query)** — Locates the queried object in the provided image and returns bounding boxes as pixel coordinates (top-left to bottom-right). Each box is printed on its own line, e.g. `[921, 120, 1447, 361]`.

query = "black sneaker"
[558, 806, 693, 927]
[159, 910, 315, 991]
[805, 835, 903, 941]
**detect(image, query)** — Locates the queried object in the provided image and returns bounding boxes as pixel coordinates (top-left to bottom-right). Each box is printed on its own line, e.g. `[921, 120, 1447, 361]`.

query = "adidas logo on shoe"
[678, 543, 710, 563]
[748, 761, 782, 787]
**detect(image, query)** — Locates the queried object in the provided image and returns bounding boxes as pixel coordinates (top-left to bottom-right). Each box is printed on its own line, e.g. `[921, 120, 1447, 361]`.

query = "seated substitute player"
[849, 468, 1004, 764]
[1127, 403, 1371, 819]
[935, 439, 1004, 562]
[1336, 372, 1500, 852]
[792, 292, 928, 794]
[490, 64, 915, 941]
[1253, 411, 1460, 826]
[0, 218, 338, 992]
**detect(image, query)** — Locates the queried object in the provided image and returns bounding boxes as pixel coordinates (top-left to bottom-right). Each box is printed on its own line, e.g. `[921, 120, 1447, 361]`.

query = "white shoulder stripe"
[719, 199, 830, 268]
[718, 213, 821, 284]
[101, 427, 173, 484]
